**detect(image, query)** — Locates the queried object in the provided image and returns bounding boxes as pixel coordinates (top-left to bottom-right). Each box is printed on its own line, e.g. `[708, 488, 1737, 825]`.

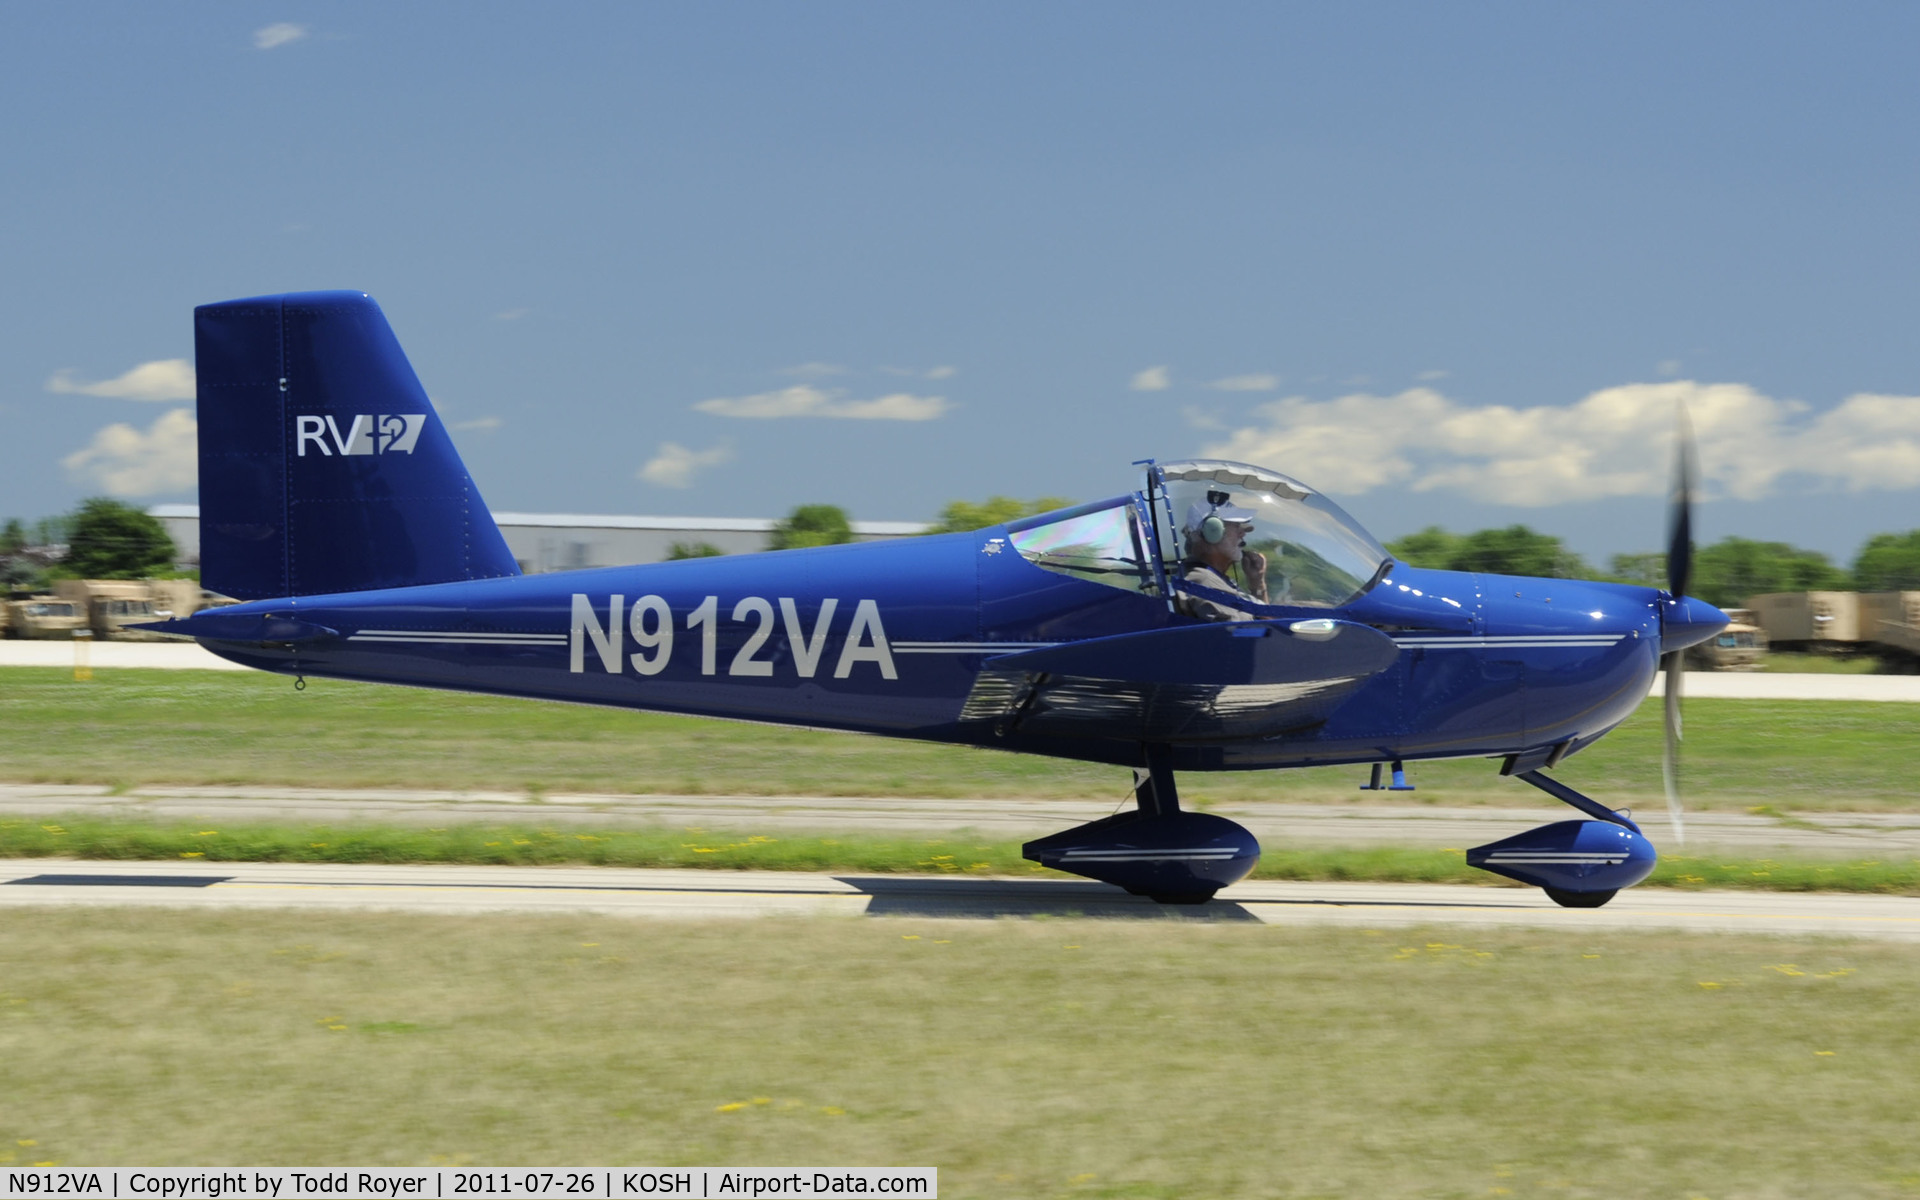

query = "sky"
[4, 2, 1919, 568]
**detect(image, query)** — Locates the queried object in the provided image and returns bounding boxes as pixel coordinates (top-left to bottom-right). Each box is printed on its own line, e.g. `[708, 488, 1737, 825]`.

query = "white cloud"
[1210, 373, 1280, 392]
[1201, 381, 1920, 506]
[254, 23, 308, 50]
[1131, 366, 1171, 391]
[834, 392, 949, 420]
[639, 441, 733, 488]
[47, 358, 195, 402]
[1417, 369, 1449, 382]
[780, 362, 848, 379]
[451, 416, 503, 433]
[925, 365, 957, 381]
[62, 409, 198, 497]
[693, 384, 949, 421]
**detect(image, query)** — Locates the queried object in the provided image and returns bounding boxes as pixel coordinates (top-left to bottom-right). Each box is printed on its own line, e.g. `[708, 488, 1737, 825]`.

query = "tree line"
[10, 496, 1915, 612]
[900, 500, 1920, 610]
[1, 499, 180, 591]
[713, 500, 1920, 611]
[1385, 525, 1920, 609]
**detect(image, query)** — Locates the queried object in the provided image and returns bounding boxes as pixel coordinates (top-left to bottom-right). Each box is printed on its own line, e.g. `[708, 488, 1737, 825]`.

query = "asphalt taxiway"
[7, 858, 1920, 941]
[7, 782, 1919, 858]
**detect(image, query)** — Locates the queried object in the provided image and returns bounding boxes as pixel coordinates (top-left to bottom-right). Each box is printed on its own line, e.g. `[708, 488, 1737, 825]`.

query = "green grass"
[3, 667, 1920, 811]
[1760, 651, 1892, 674]
[4, 908, 1920, 1196]
[10, 815, 1920, 894]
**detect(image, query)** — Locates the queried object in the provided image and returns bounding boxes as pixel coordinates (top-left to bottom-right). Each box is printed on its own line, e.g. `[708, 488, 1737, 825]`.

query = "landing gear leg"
[1465, 771, 1655, 906]
[1020, 751, 1261, 904]
[1133, 759, 1178, 818]
[1127, 762, 1215, 904]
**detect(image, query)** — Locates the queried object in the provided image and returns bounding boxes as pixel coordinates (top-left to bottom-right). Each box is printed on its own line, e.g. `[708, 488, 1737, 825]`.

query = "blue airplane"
[150, 291, 1728, 907]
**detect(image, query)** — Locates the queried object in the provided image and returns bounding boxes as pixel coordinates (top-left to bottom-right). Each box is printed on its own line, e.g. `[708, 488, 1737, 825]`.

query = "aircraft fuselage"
[199, 529, 1664, 775]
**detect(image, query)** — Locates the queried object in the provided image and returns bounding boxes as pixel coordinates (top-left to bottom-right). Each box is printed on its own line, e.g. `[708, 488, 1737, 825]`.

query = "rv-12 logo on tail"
[296, 414, 427, 457]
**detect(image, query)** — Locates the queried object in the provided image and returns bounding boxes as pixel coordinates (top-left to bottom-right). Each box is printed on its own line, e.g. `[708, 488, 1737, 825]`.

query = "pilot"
[1179, 492, 1269, 621]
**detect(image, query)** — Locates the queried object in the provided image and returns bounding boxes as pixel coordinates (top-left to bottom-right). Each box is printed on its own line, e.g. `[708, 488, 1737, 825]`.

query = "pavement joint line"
[216, 881, 861, 896]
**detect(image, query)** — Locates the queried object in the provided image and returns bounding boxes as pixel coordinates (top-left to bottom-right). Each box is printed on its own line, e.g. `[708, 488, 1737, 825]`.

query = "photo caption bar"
[0, 1170, 935, 1200]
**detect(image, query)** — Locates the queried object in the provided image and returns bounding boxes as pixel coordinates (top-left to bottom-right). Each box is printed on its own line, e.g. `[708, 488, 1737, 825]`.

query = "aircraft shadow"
[834, 875, 1262, 921]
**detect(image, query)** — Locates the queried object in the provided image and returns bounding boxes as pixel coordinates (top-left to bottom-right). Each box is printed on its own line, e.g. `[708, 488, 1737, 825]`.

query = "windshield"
[1007, 496, 1157, 594]
[1149, 459, 1390, 608]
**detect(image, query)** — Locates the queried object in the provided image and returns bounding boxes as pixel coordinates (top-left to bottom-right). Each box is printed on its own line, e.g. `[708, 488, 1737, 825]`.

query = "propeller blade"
[1666, 404, 1697, 601]
[1660, 649, 1686, 845]
[1661, 399, 1695, 845]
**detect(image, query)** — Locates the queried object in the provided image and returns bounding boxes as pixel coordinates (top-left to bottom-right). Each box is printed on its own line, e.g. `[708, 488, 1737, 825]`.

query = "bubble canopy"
[1003, 458, 1393, 609]
[1151, 459, 1392, 607]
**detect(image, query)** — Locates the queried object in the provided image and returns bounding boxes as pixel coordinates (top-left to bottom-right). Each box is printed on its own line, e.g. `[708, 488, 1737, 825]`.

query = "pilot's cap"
[1184, 498, 1255, 533]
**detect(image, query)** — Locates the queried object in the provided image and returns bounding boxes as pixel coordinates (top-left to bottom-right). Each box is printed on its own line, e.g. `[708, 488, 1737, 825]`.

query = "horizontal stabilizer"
[135, 612, 339, 645]
[983, 619, 1398, 686]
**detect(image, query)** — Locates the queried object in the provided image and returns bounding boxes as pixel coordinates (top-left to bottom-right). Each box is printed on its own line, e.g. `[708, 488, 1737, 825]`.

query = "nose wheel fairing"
[1466, 771, 1659, 905]
[1467, 819, 1656, 895]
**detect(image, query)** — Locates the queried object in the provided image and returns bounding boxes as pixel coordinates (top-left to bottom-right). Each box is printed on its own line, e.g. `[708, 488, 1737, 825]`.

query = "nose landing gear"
[1467, 772, 1657, 907]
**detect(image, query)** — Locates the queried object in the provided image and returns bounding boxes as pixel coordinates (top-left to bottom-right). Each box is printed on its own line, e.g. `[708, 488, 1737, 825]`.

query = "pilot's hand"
[1240, 549, 1268, 601]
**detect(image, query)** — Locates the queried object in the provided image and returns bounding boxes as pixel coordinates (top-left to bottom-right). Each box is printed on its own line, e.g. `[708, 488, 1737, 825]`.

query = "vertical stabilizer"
[195, 291, 519, 600]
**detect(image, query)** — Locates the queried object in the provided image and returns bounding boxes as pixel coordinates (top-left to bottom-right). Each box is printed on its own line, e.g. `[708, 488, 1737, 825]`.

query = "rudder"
[195, 291, 519, 600]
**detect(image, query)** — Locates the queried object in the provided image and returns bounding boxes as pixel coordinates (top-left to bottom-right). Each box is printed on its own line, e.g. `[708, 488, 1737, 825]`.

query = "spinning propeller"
[1660, 406, 1698, 845]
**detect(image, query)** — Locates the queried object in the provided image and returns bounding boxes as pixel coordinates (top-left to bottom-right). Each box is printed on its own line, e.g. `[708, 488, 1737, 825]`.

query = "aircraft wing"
[965, 619, 1398, 743]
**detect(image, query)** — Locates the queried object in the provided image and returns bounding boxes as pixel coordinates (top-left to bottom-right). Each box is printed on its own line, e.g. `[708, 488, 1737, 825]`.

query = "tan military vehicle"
[1688, 607, 1768, 670]
[148, 578, 203, 621]
[1862, 591, 1920, 659]
[6, 597, 87, 639]
[50, 579, 201, 641]
[1747, 591, 1862, 647]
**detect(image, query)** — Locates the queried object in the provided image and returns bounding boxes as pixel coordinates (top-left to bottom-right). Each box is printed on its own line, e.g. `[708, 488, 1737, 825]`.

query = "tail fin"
[195, 291, 520, 600]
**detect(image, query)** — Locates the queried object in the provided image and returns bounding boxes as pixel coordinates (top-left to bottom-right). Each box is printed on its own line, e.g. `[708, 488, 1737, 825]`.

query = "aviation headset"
[1198, 490, 1233, 545]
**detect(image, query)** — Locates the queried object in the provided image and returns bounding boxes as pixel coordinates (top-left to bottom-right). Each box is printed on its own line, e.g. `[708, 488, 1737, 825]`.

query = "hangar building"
[148, 505, 929, 574]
